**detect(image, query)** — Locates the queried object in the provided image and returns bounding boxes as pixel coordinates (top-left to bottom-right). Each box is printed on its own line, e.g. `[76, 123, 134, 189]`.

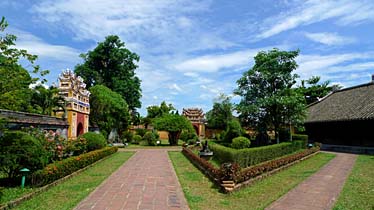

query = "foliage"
[292, 134, 308, 144]
[231, 137, 251, 149]
[235, 48, 306, 144]
[30, 85, 65, 115]
[89, 85, 130, 138]
[142, 131, 158, 146]
[78, 132, 106, 152]
[299, 76, 341, 105]
[31, 147, 118, 186]
[222, 120, 244, 143]
[135, 128, 147, 137]
[206, 94, 234, 129]
[0, 17, 49, 112]
[132, 134, 142, 144]
[146, 101, 175, 118]
[0, 131, 48, 179]
[121, 130, 133, 143]
[153, 114, 194, 146]
[74, 35, 141, 110]
[179, 129, 198, 142]
[209, 140, 307, 168]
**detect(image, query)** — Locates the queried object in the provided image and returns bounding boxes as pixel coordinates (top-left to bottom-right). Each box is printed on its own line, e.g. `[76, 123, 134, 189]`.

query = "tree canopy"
[89, 85, 130, 138]
[0, 17, 49, 112]
[206, 94, 234, 129]
[75, 35, 141, 111]
[235, 48, 306, 143]
[299, 76, 341, 104]
[153, 114, 193, 146]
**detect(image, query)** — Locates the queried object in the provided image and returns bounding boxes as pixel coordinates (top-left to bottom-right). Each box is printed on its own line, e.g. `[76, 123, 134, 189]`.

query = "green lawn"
[169, 151, 335, 210]
[13, 151, 134, 210]
[333, 155, 374, 210]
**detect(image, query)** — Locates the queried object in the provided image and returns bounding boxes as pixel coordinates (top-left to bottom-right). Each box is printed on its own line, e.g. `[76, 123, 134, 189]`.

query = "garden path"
[266, 152, 357, 210]
[74, 149, 189, 210]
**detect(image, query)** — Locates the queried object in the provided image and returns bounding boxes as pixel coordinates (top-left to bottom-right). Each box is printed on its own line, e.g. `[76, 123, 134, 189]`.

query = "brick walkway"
[266, 152, 357, 210]
[74, 149, 189, 210]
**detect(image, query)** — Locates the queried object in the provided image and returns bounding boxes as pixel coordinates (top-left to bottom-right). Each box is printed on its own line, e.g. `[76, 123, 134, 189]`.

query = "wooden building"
[305, 82, 374, 147]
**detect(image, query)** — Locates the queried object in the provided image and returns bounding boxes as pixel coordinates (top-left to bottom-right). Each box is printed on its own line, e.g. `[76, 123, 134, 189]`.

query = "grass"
[0, 187, 35, 205]
[333, 155, 374, 210]
[13, 151, 134, 210]
[169, 151, 335, 210]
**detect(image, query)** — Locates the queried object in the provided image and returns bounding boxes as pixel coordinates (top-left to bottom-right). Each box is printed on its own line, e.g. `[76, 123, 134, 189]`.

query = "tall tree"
[89, 85, 130, 138]
[299, 76, 341, 104]
[235, 48, 306, 144]
[0, 17, 49, 112]
[30, 85, 65, 115]
[75, 35, 141, 111]
[153, 114, 193, 146]
[206, 94, 234, 129]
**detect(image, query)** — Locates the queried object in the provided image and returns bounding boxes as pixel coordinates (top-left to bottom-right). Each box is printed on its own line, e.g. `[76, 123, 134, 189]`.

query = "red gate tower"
[182, 108, 205, 138]
[57, 69, 90, 138]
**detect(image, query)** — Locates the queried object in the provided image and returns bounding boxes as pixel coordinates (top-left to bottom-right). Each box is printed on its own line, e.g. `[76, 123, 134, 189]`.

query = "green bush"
[132, 134, 142, 144]
[222, 120, 243, 143]
[135, 128, 147, 137]
[180, 129, 198, 142]
[0, 131, 48, 179]
[121, 131, 133, 143]
[231, 137, 251, 149]
[292, 134, 308, 147]
[79, 132, 106, 152]
[31, 147, 117, 186]
[143, 131, 157, 146]
[209, 140, 306, 168]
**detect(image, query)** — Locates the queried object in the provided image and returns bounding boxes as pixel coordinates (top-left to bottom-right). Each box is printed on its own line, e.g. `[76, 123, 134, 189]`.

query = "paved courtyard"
[74, 149, 189, 210]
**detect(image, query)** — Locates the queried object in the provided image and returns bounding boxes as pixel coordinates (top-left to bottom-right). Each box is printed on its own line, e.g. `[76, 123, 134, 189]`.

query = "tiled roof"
[306, 82, 374, 123]
[0, 109, 68, 126]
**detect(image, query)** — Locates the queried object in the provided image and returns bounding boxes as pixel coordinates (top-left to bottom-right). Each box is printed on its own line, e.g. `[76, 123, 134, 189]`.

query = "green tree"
[206, 94, 234, 129]
[235, 48, 306, 144]
[30, 85, 65, 115]
[143, 101, 175, 128]
[299, 76, 341, 104]
[75, 35, 141, 111]
[89, 85, 130, 138]
[0, 17, 48, 112]
[153, 114, 193, 146]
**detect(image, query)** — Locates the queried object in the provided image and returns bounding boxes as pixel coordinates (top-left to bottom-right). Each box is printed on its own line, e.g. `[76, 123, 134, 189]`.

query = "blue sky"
[1, 0, 374, 115]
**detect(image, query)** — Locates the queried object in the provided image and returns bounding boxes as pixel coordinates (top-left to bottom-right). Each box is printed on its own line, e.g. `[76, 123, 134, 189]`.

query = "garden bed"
[182, 145, 320, 193]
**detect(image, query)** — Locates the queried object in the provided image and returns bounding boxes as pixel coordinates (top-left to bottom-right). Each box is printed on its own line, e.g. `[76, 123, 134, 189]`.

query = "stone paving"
[266, 152, 357, 210]
[74, 149, 189, 210]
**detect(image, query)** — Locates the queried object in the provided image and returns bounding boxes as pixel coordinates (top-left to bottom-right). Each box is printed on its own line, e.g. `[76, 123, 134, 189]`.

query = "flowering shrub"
[31, 147, 118, 186]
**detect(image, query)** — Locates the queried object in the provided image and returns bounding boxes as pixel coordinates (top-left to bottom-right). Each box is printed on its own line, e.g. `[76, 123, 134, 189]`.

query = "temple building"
[182, 108, 206, 138]
[56, 69, 90, 138]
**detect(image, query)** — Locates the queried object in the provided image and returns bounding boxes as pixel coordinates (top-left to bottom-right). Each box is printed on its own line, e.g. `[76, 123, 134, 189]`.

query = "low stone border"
[0, 151, 122, 210]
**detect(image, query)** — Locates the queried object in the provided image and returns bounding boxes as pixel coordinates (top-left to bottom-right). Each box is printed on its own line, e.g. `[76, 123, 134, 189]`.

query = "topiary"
[179, 129, 198, 142]
[143, 131, 157, 146]
[231, 136, 251, 149]
[78, 132, 106, 152]
[0, 131, 48, 179]
[132, 134, 142, 144]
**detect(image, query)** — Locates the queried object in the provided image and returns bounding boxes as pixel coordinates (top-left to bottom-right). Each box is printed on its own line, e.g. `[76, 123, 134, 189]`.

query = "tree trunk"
[168, 131, 181, 146]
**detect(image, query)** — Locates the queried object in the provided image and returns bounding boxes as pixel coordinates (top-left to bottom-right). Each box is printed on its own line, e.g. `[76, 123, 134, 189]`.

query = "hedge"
[31, 147, 118, 186]
[209, 140, 306, 168]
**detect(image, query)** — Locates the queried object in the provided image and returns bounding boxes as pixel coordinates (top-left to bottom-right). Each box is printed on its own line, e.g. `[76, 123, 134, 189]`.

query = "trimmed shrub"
[135, 128, 147, 137]
[121, 131, 133, 143]
[292, 134, 308, 148]
[222, 120, 243, 143]
[231, 137, 251, 149]
[143, 131, 157, 146]
[209, 140, 306, 168]
[31, 147, 118, 186]
[180, 129, 198, 142]
[132, 134, 142, 144]
[0, 131, 48, 179]
[78, 132, 106, 152]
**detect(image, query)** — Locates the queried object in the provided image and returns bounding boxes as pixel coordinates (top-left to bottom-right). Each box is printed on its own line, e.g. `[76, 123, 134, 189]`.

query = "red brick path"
[266, 152, 357, 210]
[74, 150, 189, 210]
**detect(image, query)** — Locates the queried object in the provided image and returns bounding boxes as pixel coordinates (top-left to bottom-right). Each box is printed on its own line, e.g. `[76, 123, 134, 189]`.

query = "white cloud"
[257, 0, 374, 39]
[10, 29, 80, 62]
[304, 32, 356, 46]
[169, 83, 182, 92]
